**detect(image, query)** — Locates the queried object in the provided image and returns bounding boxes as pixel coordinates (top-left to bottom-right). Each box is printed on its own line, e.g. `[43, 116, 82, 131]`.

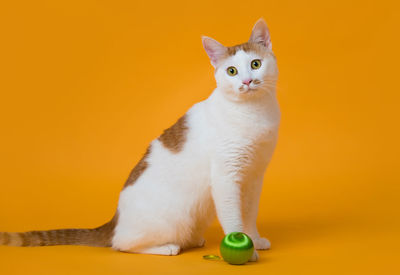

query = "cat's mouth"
[238, 79, 262, 93]
[238, 85, 259, 93]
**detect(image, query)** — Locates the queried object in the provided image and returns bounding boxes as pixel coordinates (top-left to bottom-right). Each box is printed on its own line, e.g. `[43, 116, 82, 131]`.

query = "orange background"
[0, 0, 399, 274]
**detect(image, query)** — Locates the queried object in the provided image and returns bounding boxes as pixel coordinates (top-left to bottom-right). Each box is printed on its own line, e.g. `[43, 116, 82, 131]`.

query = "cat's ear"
[249, 18, 272, 50]
[202, 36, 227, 67]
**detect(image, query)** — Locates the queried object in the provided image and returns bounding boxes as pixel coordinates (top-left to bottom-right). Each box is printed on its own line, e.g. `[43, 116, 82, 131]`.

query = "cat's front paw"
[253, 237, 271, 250]
[249, 250, 259, 262]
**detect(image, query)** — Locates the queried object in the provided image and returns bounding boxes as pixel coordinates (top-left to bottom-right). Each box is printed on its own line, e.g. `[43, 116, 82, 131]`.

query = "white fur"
[112, 19, 280, 261]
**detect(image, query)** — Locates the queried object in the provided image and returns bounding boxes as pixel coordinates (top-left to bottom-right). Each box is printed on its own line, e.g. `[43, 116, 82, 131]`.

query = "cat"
[0, 18, 280, 262]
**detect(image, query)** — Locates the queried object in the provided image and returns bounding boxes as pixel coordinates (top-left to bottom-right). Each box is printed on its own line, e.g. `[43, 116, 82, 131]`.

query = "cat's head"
[202, 19, 277, 101]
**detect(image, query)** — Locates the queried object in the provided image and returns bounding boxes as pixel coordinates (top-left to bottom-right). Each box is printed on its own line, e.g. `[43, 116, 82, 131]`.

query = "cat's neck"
[208, 87, 279, 118]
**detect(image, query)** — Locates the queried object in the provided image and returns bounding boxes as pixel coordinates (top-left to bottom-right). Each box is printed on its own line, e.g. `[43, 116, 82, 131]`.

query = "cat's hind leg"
[126, 244, 181, 256]
[185, 237, 205, 249]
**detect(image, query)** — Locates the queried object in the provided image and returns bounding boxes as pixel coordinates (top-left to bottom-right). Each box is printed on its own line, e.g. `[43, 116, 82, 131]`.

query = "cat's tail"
[0, 215, 118, 247]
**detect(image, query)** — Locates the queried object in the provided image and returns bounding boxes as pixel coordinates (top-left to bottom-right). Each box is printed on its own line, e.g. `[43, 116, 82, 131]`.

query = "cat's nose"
[242, 79, 253, 86]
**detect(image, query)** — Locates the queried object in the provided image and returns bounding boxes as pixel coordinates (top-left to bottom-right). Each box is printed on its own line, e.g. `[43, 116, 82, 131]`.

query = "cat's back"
[113, 102, 214, 250]
[118, 100, 211, 208]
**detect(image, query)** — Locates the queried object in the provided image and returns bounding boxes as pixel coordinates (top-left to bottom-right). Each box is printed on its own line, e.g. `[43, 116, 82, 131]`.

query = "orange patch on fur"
[123, 146, 151, 188]
[159, 115, 188, 153]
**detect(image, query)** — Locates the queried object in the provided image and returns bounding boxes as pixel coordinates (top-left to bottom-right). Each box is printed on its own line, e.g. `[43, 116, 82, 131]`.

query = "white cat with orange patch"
[0, 19, 280, 262]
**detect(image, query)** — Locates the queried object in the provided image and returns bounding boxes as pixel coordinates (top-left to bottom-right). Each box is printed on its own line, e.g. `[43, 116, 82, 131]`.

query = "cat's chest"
[200, 95, 280, 148]
[211, 120, 277, 175]
[217, 108, 279, 142]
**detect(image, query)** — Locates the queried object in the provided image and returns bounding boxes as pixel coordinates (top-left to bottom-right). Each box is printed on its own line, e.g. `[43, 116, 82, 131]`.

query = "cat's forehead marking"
[226, 42, 267, 58]
[159, 115, 188, 153]
[216, 42, 273, 68]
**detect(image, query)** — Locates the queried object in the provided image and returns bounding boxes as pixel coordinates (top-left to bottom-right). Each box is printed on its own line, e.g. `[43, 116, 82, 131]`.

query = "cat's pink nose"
[242, 79, 253, 86]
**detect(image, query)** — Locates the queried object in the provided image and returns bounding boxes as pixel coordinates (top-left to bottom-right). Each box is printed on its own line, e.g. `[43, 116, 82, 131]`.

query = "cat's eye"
[227, 66, 238, 76]
[251, 59, 262, 69]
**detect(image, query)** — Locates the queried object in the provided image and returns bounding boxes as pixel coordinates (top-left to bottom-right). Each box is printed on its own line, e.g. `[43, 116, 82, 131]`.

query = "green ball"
[220, 232, 254, 265]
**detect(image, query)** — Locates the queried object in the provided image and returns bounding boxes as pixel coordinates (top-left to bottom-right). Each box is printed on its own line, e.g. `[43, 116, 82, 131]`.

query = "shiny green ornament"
[220, 232, 254, 265]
